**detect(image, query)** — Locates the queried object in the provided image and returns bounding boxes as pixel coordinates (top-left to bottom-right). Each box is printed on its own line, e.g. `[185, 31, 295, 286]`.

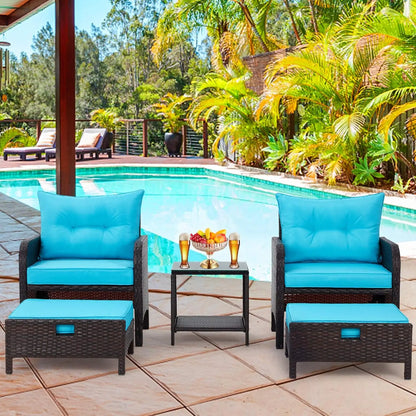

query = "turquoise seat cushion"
[285, 262, 391, 288]
[286, 303, 408, 327]
[276, 193, 384, 263]
[27, 259, 133, 286]
[38, 190, 144, 260]
[8, 299, 134, 333]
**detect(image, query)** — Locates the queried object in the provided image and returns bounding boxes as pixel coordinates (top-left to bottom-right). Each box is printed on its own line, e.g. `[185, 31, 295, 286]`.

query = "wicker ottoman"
[285, 303, 412, 379]
[5, 299, 134, 375]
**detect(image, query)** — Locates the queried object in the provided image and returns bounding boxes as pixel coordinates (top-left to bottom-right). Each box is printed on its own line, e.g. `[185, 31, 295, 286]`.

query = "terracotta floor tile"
[401, 257, 416, 280]
[0, 357, 43, 397]
[191, 385, 320, 416]
[152, 294, 240, 317]
[0, 299, 20, 323]
[149, 273, 189, 292]
[29, 357, 137, 388]
[228, 339, 350, 383]
[247, 281, 271, 300]
[0, 327, 4, 357]
[178, 276, 245, 298]
[358, 351, 416, 394]
[196, 313, 273, 349]
[283, 366, 416, 416]
[0, 389, 64, 415]
[401, 280, 416, 309]
[0, 281, 19, 301]
[0, 260, 19, 279]
[155, 409, 193, 416]
[131, 327, 217, 366]
[148, 305, 171, 328]
[221, 297, 270, 311]
[146, 350, 271, 406]
[51, 368, 182, 416]
[250, 306, 272, 323]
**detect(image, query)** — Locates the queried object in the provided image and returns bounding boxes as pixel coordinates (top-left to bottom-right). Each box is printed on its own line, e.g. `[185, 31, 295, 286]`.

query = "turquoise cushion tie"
[276, 193, 384, 263]
[38, 190, 144, 260]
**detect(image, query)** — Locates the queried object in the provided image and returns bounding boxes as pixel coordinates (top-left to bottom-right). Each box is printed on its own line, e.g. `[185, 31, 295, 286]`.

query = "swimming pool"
[1, 166, 416, 281]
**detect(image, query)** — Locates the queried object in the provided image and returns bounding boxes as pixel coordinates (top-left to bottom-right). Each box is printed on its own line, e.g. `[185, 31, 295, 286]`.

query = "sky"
[0, 0, 112, 58]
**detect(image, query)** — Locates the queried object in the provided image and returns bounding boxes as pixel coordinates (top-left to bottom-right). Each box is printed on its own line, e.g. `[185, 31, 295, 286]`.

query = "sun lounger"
[45, 128, 113, 162]
[3, 128, 56, 161]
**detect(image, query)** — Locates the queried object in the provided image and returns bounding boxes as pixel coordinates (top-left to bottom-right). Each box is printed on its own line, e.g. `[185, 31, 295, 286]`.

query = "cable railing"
[0, 118, 210, 158]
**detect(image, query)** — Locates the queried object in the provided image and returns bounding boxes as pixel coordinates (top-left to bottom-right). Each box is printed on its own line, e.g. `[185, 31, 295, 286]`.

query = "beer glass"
[179, 233, 190, 269]
[229, 232, 240, 269]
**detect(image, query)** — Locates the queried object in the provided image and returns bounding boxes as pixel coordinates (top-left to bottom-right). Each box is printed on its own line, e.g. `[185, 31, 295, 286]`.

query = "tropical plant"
[90, 108, 124, 132]
[258, 4, 412, 184]
[263, 133, 288, 171]
[188, 70, 276, 165]
[351, 155, 384, 185]
[0, 127, 35, 154]
[154, 93, 190, 133]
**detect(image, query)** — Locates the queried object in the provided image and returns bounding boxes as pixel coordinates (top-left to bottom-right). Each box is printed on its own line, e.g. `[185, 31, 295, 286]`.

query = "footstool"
[5, 299, 134, 375]
[285, 303, 412, 379]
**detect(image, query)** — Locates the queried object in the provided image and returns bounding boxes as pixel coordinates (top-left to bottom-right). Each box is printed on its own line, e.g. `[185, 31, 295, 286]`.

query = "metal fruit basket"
[191, 240, 228, 269]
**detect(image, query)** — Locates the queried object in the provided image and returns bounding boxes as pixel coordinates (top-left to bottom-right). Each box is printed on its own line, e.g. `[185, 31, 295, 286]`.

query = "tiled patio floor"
[1, 162, 416, 415]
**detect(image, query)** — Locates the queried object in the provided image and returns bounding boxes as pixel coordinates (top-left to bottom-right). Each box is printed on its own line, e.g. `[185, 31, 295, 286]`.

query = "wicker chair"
[271, 193, 400, 349]
[19, 190, 149, 346]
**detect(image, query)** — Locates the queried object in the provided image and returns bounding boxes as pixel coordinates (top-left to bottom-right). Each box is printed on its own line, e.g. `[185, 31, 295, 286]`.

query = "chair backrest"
[101, 131, 114, 150]
[76, 128, 107, 149]
[276, 193, 384, 264]
[35, 128, 56, 148]
[38, 190, 144, 260]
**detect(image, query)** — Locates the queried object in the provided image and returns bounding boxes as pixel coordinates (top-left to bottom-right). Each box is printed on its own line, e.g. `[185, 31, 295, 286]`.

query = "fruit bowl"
[190, 228, 227, 269]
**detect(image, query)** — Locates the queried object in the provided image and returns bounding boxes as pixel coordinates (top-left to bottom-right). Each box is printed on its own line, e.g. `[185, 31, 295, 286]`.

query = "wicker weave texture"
[6, 319, 134, 375]
[271, 236, 401, 349]
[285, 322, 412, 379]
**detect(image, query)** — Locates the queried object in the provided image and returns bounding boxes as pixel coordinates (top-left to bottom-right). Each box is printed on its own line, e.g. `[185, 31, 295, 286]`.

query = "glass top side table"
[170, 261, 250, 346]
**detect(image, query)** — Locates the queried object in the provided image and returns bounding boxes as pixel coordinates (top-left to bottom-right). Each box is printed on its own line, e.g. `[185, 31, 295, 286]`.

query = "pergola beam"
[55, 0, 75, 196]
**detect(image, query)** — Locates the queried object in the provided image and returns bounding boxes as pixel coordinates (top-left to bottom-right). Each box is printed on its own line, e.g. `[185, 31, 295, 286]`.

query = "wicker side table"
[5, 299, 134, 375]
[171, 261, 250, 346]
[285, 303, 412, 379]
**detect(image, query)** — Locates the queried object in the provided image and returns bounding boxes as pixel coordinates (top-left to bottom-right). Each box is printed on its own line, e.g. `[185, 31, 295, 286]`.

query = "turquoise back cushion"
[39, 190, 144, 260]
[276, 193, 384, 263]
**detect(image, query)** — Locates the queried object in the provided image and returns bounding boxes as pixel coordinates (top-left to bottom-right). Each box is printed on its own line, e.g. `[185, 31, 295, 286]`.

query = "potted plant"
[154, 93, 189, 157]
[90, 108, 124, 151]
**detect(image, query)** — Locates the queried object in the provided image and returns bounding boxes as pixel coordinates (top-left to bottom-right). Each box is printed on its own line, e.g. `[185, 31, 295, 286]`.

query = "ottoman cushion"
[9, 299, 134, 333]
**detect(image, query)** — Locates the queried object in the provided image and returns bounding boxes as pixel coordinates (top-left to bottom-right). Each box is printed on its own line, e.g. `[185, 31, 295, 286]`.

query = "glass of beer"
[229, 232, 240, 269]
[179, 233, 190, 269]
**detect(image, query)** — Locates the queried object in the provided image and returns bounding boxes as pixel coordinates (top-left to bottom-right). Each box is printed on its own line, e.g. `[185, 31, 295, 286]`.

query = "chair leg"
[276, 310, 284, 349]
[3, 154, 7, 161]
[128, 340, 134, 355]
[271, 312, 276, 332]
[143, 309, 149, 330]
[135, 309, 143, 346]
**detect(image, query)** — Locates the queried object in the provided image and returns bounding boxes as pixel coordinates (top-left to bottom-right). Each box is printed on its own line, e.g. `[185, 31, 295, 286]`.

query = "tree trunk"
[308, 0, 319, 34]
[233, 0, 270, 52]
[282, 0, 302, 44]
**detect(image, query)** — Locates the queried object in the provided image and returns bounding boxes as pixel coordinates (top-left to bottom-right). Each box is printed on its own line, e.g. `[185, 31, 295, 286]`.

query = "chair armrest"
[380, 236, 401, 307]
[19, 235, 41, 302]
[134, 235, 148, 316]
[271, 237, 285, 315]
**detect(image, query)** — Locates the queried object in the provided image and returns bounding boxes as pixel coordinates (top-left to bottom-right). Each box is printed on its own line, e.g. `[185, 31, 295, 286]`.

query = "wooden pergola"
[0, 0, 76, 196]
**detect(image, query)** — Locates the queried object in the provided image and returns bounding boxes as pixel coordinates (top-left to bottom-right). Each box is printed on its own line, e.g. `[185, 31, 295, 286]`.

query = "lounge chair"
[271, 192, 400, 349]
[45, 128, 113, 162]
[19, 190, 149, 346]
[3, 128, 56, 161]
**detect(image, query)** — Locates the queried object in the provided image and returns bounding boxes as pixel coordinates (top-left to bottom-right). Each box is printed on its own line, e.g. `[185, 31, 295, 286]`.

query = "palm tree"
[188, 69, 276, 165]
[257, 5, 396, 183]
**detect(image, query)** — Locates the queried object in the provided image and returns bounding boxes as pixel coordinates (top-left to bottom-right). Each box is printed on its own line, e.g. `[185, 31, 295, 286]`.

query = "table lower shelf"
[175, 316, 246, 332]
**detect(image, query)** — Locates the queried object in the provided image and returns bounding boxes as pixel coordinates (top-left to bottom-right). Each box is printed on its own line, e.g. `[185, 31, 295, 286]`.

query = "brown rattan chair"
[19, 190, 149, 346]
[271, 193, 400, 349]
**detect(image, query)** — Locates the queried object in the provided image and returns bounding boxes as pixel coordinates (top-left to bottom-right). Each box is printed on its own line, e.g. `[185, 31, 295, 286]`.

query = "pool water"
[1, 168, 416, 281]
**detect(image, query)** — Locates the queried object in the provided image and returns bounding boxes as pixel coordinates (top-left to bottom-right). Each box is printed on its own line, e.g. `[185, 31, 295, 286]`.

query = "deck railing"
[0, 118, 210, 158]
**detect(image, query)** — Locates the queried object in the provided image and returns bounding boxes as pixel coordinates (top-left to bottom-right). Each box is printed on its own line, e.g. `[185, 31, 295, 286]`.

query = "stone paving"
[1, 171, 416, 415]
